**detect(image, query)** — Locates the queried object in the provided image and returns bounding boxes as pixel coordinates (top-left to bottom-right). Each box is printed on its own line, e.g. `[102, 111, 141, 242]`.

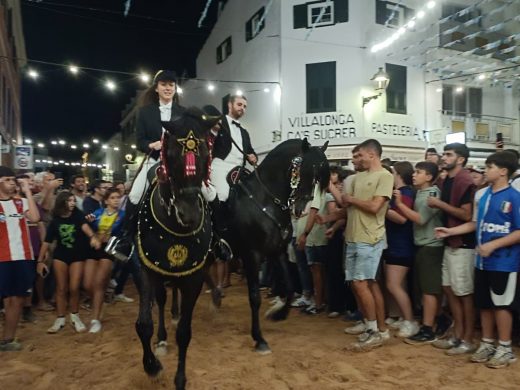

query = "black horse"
[135, 107, 219, 390]
[226, 138, 329, 354]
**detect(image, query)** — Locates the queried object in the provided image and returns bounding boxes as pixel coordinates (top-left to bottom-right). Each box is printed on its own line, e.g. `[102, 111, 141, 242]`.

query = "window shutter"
[293, 4, 307, 29]
[334, 0, 349, 23]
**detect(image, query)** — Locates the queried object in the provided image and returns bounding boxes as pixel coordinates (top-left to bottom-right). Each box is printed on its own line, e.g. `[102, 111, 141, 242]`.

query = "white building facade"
[182, 0, 520, 165]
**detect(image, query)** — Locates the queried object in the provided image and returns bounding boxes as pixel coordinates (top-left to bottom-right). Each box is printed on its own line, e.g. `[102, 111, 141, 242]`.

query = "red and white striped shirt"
[0, 197, 34, 262]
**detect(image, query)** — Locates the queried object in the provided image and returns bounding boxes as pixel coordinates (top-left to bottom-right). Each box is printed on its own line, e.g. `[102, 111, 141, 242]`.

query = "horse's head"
[292, 138, 330, 217]
[159, 107, 220, 227]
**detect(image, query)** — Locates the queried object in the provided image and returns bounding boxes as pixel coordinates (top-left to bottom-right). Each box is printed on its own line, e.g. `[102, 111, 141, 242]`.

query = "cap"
[153, 70, 178, 84]
[202, 105, 222, 117]
[468, 167, 483, 174]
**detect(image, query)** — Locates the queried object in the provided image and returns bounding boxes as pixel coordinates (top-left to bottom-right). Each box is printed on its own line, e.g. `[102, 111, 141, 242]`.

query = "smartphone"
[429, 190, 437, 198]
[496, 132, 504, 149]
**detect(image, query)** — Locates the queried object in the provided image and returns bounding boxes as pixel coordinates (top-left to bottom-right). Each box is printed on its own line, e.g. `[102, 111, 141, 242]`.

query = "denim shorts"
[345, 240, 384, 281]
[305, 246, 327, 265]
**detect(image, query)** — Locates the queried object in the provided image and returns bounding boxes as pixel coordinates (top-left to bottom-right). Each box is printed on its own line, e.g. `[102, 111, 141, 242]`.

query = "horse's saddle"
[226, 166, 251, 187]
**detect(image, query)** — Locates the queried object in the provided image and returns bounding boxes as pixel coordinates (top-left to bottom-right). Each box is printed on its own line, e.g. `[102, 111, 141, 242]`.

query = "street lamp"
[362, 67, 390, 107]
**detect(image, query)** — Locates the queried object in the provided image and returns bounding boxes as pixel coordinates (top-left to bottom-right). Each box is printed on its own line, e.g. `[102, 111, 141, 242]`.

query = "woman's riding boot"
[106, 202, 138, 262]
[209, 199, 233, 262]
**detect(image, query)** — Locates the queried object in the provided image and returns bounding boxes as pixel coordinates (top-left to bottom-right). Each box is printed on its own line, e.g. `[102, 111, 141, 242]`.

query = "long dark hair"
[52, 191, 75, 218]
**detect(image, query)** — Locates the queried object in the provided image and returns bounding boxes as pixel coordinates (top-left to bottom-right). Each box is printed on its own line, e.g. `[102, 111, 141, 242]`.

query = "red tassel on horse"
[185, 151, 196, 177]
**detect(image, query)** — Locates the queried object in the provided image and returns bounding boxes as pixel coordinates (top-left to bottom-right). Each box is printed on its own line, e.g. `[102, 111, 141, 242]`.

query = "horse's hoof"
[144, 356, 163, 377]
[154, 341, 168, 357]
[269, 306, 289, 322]
[255, 342, 272, 355]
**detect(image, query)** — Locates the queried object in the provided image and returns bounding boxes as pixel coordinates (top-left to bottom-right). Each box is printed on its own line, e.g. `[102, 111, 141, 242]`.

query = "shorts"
[345, 240, 384, 281]
[54, 257, 86, 266]
[0, 260, 36, 298]
[87, 247, 114, 261]
[442, 247, 475, 296]
[474, 269, 520, 310]
[415, 246, 444, 295]
[383, 250, 413, 268]
[305, 246, 327, 266]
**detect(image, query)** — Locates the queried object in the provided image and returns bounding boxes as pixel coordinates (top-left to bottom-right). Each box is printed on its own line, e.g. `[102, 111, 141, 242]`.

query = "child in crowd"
[84, 188, 124, 333]
[384, 161, 418, 338]
[394, 161, 445, 344]
[436, 151, 520, 368]
[38, 191, 100, 334]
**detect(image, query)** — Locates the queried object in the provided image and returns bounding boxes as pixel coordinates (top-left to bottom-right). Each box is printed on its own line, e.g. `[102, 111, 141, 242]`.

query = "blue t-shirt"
[476, 186, 520, 272]
[385, 185, 415, 258]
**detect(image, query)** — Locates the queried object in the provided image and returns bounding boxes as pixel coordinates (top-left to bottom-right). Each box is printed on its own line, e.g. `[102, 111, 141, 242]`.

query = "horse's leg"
[243, 251, 271, 354]
[155, 282, 168, 356]
[268, 252, 294, 321]
[171, 285, 180, 323]
[174, 272, 204, 390]
[135, 268, 163, 377]
[204, 268, 222, 309]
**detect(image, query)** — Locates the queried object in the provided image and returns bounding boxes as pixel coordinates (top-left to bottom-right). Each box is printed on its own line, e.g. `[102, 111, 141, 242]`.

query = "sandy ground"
[2, 274, 520, 390]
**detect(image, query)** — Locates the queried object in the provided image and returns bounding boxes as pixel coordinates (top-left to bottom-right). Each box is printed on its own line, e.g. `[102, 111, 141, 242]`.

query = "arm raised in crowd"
[19, 178, 40, 223]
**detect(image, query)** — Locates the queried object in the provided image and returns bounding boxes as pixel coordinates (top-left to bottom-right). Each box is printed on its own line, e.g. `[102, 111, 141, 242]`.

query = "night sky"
[21, 0, 217, 160]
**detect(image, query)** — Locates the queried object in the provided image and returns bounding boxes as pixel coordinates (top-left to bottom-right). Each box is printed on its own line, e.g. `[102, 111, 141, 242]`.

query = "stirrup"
[106, 236, 134, 262]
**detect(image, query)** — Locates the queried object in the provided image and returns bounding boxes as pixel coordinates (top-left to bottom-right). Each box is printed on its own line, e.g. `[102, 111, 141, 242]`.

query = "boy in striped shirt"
[0, 166, 40, 351]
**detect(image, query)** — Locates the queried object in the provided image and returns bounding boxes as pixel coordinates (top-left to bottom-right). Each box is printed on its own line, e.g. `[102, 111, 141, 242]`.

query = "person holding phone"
[38, 191, 100, 334]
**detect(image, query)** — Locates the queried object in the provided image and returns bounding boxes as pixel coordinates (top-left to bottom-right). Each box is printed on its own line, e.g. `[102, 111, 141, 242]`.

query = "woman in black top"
[109, 70, 183, 260]
[38, 191, 100, 334]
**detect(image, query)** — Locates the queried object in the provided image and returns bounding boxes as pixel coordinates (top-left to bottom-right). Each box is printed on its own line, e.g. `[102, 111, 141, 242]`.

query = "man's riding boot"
[106, 202, 138, 262]
[209, 199, 233, 262]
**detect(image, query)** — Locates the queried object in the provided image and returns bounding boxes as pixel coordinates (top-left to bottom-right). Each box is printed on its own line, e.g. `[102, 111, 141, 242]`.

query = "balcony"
[440, 111, 519, 148]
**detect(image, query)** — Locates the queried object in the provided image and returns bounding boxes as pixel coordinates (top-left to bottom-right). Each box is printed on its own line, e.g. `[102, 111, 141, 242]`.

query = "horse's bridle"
[156, 129, 207, 225]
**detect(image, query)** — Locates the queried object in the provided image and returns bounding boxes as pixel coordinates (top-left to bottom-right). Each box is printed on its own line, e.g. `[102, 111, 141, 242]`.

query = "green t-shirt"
[306, 185, 328, 247]
[413, 186, 443, 247]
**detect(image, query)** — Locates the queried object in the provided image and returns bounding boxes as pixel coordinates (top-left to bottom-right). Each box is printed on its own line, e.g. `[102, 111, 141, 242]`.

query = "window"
[376, 0, 413, 28]
[385, 63, 406, 114]
[308, 1, 335, 27]
[216, 37, 232, 64]
[293, 0, 348, 29]
[306, 61, 336, 113]
[442, 86, 482, 118]
[221, 94, 230, 116]
[441, 4, 481, 25]
[246, 7, 265, 41]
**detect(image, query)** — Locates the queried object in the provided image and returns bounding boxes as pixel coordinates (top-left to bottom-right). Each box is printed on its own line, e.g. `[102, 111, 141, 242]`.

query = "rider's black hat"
[153, 70, 178, 84]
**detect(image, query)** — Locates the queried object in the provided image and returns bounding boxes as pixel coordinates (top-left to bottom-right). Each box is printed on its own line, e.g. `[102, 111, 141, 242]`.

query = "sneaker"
[344, 321, 367, 335]
[304, 305, 324, 315]
[0, 339, 22, 351]
[114, 294, 134, 303]
[291, 296, 311, 308]
[379, 329, 391, 341]
[434, 314, 453, 339]
[398, 320, 419, 338]
[446, 340, 477, 356]
[88, 319, 102, 334]
[432, 337, 461, 350]
[470, 342, 496, 363]
[388, 317, 404, 330]
[108, 279, 118, 289]
[327, 311, 340, 319]
[47, 317, 66, 334]
[351, 329, 383, 351]
[486, 345, 517, 369]
[70, 313, 87, 333]
[404, 326, 436, 345]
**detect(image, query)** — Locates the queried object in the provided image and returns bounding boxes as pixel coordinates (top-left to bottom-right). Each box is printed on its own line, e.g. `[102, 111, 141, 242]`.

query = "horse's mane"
[259, 139, 303, 166]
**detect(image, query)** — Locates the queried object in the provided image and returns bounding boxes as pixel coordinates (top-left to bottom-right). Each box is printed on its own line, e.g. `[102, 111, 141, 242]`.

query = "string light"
[455, 86, 464, 93]
[51, 141, 58, 145]
[28, 69, 39, 79]
[92, 139, 99, 144]
[478, 74, 487, 80]
[71, 145, 77, 149]
[427, 1, 436, 9]
[131, 144, 136, 149]
[105, 80, 116, 91]
[236, 89, 243, 96]
[263, 87, 270, 93]
[69, 65, 79, 74]
[58, 140, 66, 145]
[25, 139, 32, 144]
[177, 86, 183, 94]
[139, 73, 150, 83]
[37, 143, 45, 148]
[207, 84, 215, 91]
[83, 143, 90, 148]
